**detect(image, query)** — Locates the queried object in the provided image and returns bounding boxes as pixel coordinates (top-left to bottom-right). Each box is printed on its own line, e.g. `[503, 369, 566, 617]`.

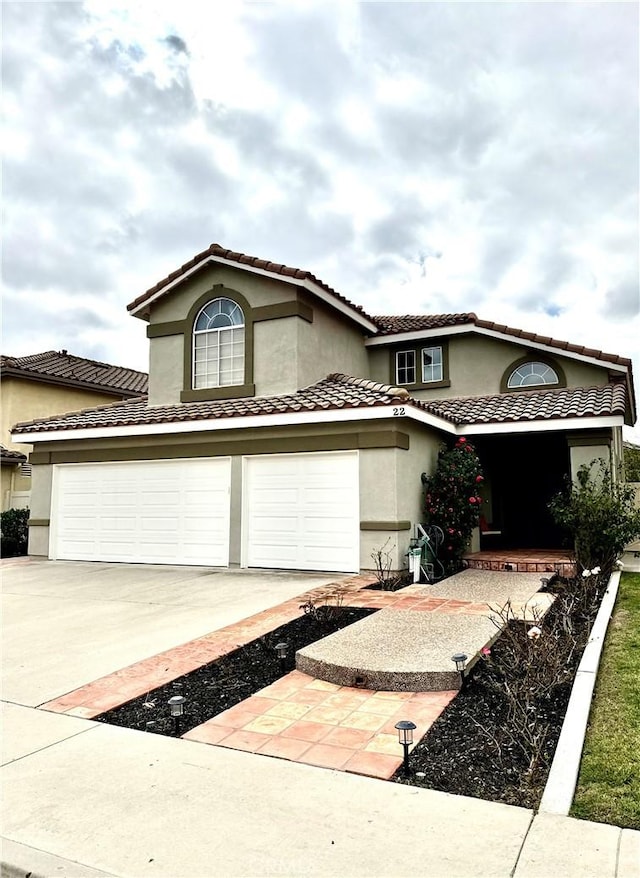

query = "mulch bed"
[391, 577, 603, 808]
[96, 607, 376, 738]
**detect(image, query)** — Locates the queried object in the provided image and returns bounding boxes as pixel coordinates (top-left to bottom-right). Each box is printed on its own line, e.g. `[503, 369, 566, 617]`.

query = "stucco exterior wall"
[367, 334, 611, 399]
[26, 464, 53, 555]
[149, 264, 294, 323]
[358, 425, 443, 570]
[145, 264, 370, 400]
[568, 443, 612, 482]
[2, 378, 123, 455]
[295, 298, 369, 390]
[148, 335, 185, 405]
[253, 318, 299, 396]
[1, 467, 14, 511]
[26, 417, 445, 569]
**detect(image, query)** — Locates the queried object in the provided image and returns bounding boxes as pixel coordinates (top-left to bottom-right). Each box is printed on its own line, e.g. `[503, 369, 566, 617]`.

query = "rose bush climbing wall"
[423, 437, 484, 569]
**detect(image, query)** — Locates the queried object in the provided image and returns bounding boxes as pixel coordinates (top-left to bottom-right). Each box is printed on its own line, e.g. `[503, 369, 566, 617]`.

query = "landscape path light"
[167, 695, 186, 735]
[451, 652, 468, 688]
[275, 642, 289, 675]
[394, 720, 417, 776]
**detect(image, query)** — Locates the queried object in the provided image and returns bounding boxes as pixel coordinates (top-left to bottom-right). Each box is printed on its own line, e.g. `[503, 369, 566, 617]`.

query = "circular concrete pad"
[296, 608, 498, 691]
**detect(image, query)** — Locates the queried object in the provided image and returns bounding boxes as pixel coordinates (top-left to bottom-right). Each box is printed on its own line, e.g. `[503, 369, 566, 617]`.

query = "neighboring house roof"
[372, 313, 633, 369]
[127, 242, 378, 331]
[10, 374, 627, 437]
[1, 351, 148, 397]
[0, 445, 27, 465]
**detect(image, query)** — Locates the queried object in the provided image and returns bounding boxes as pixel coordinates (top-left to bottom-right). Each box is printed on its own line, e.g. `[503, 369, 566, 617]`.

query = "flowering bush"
[549, 459, 640, 578]
[423, 437, 483, 569]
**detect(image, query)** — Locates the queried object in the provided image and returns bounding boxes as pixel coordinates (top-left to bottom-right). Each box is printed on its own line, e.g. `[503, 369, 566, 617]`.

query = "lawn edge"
[538, 571, 621, 816]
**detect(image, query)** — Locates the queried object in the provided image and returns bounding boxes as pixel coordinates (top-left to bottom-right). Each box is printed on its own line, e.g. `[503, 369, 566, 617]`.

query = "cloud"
[1, 0, 637, 402]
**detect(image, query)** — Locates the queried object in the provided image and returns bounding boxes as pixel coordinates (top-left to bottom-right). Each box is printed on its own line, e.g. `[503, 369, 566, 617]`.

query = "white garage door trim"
[241, 450, 360, 573]
[50, 458, 231, 566]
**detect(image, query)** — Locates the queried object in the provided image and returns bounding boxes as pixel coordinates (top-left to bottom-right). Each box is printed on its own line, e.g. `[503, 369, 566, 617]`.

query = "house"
[11, 243, 636, 573]
[1, 351, 148, 511]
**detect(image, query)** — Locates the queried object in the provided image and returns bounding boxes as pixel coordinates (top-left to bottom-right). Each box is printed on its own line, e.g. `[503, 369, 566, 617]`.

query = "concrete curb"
[0, 837, 114, 877]
[539, 570, 621, 816]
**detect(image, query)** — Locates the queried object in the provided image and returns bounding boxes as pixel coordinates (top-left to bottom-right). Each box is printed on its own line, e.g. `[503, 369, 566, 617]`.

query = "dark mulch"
[96, 607, 375, 738]
[364, 575, 412, 592]
[391, 579, 603, 808]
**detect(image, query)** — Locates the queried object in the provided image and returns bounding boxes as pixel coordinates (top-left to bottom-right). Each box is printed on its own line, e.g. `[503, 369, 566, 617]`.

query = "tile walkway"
[183, 670, 456, 778]
[37, 567, 535, 779]
[41, 575, 486, 718]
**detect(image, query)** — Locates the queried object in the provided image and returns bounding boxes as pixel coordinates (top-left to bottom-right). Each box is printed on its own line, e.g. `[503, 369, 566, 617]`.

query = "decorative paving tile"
[299, 742, 354, 770]
[243, 714, 296, 735]
[280, 719, 333, 743]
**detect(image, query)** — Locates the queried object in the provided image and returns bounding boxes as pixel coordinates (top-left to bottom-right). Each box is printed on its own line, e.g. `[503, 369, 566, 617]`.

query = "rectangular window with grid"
[395, 350, 416, 385]
[422, 346, 443, 383]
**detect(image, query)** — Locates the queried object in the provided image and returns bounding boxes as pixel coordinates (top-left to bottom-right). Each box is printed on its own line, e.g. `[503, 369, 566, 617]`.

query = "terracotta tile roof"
[373, 314, 632, 368]
[373, 313, 477, 333]
[419, 383, 628, 426]
[0, 445, 27, 464]
[11, 374, 409, 435]
[127, 243, 376, 325]
[1, 351, 148, 397]
[11, 375, 626, 436]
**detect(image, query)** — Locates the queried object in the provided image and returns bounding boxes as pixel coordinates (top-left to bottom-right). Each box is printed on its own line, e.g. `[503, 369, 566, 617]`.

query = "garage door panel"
[52, 460, 230, 566]
[245, 452, 359, 573]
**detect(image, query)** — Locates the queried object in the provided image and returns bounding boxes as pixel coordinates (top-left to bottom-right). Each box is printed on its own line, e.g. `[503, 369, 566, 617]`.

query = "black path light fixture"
[275, 641, 289, 675]
[451, 652, 468, 688]
[167, 695, 186, 735]
[394, 720, 417, 776]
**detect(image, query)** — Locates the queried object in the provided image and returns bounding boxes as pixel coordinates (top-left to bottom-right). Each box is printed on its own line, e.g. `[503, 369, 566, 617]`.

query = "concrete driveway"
[1, 558, 343, 707]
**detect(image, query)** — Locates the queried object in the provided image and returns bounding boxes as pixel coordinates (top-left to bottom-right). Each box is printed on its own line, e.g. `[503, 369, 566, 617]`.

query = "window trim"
[181, 285, 255, 402]
[501, 354, 566, 393]
[391, 341, 450, 390]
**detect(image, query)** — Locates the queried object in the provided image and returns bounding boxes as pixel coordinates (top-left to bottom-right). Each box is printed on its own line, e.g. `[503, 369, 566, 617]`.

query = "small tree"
[549, 459, 640, 577]
[423, 437, 484, 570]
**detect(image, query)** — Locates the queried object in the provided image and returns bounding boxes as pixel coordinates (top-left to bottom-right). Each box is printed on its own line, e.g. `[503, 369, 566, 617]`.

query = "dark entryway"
[474, 433, 569, 550]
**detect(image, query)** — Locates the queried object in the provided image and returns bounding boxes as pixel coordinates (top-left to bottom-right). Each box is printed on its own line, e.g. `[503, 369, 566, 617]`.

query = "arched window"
[507, 361, 559, 389]
[193, 297, 245, 389]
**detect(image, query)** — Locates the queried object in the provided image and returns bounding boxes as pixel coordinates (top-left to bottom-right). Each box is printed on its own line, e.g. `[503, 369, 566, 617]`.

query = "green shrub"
[624, 444, 640, 482]
[0, 507, 29, 557]
[423, 437, 483, 569]
[549, 459, 640, 576]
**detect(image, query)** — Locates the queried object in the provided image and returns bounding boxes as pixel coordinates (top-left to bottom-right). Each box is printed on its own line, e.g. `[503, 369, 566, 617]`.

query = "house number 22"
[393, 407, 405, 416]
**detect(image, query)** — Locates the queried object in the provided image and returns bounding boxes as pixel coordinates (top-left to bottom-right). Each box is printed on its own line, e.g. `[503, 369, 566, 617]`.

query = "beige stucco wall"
[149, 264, 294, 323]
[253, 318, 299, 396]
[148, 335, 185, 406]
[295, 298, 369, 390]
[569, 444, 612, 481]
[26, 417, 447, 568]
[146, 263, 371, 402]
[2, 377, 124, 455]
[367, 333, 611, 398]
[1, 467, 13, 511]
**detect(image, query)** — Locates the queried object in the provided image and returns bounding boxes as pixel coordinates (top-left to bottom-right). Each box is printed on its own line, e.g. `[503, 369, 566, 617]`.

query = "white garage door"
[244, 451, 359, 573]
[51, 459, 231, 565]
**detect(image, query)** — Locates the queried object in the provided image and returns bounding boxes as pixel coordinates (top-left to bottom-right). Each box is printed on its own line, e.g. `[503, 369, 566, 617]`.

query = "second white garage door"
[51, 459, 231, 565]
[243, 451, 360, 573]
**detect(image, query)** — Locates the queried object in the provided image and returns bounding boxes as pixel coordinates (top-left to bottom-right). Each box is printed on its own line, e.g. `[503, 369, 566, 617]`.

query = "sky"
[2, 2, 639, 439]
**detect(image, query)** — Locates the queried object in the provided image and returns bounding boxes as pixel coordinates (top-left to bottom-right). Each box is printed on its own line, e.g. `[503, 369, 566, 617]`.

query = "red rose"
[476, 475, 484, 483]
[469, 497, 477, 504]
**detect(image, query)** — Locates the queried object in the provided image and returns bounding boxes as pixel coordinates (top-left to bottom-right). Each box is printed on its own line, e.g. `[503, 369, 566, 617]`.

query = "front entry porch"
[463, 547, 575, 577]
